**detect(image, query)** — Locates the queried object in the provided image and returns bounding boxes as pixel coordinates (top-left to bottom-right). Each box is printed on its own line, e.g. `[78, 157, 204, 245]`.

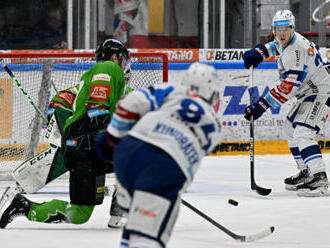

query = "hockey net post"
[0, 51, 168, 180]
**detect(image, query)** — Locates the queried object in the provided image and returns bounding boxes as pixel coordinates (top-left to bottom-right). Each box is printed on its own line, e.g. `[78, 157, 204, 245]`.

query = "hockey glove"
[94, 131, 117, 165]
[242, 44, 269, 69]
[244, 97, 270, 121]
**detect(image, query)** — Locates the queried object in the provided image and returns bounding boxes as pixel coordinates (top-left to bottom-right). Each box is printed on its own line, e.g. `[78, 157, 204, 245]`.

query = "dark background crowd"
[0, 0, 67, 49]
[0, 0, 327, 50]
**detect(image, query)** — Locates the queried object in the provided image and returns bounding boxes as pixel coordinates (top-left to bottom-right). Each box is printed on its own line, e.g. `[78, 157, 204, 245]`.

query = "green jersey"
[48, 84, 80, 112]
[64, 61, 125, 130]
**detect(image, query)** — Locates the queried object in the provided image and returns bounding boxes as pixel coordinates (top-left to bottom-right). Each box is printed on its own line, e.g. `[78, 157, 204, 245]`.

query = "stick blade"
[251, 181, 272, 196]
[243, 226, 275, 242]
[252, 186, 272, 196]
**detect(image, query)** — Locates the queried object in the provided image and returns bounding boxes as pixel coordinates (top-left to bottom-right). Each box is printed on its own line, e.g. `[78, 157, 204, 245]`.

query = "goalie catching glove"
[94, 131, 120, 164]
[242, 44, 269, 69]
[244, 97, 270, 121]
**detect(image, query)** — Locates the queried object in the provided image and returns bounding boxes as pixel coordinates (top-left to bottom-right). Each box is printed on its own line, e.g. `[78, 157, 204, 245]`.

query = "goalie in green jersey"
[0, 39, 131, 229]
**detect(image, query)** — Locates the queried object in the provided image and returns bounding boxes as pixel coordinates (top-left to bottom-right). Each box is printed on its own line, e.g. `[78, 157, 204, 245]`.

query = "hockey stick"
[50, 79, 59, 92]
[181, 199, 274, 242]
[2, 64, 48, 124]
[249, 66, 272, 196]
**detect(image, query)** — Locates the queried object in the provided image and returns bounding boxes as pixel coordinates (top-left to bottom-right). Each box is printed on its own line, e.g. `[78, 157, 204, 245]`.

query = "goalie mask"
[272, 10, 295, 42]
[184, 63, 220, 107]
[95, 39, 130, 65]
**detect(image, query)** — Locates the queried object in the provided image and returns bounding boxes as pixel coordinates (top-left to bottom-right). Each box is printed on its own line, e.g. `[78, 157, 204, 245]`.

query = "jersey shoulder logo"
[92, 73, 111, 82]
[307, 47, 315, 56]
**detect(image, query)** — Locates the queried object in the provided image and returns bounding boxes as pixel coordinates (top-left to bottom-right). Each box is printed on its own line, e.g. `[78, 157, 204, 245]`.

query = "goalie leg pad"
[12, 146, 60, 193]
[53, 107, 73, 135]
[0, 186, 23, 216]
[44, 114, 62, 147]
[44, 107, 72, 147]
[45, 148, 68, 184]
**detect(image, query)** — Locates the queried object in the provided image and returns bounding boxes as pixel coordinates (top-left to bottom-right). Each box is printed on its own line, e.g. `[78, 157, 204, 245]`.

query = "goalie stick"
[2, 63, 48, 124]
[249, 66, 272, 196]
[181, 199, 274, 242]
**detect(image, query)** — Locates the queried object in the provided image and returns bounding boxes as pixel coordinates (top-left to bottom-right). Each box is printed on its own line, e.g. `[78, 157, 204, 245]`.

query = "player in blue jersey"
[94, 63, 222, 248]
[243, 10, 330, 196]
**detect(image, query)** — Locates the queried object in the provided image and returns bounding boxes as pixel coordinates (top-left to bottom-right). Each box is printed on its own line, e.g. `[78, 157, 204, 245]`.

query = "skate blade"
[297, 187, 330, 197]
[108, 216, 127, 228]
[285, 184, 298, 191]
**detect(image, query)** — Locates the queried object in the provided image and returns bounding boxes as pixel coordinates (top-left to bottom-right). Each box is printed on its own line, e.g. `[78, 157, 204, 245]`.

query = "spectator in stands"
[1, 4, 26, 49]
[20, 6, 45, 49]
[0, 11, 8, 49]
[38, 6, 67, 49]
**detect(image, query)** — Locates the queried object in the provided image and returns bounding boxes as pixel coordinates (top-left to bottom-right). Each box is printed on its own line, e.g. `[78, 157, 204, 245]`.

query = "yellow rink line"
[1, 140, 330, 161]
[211, 140, 330, 156]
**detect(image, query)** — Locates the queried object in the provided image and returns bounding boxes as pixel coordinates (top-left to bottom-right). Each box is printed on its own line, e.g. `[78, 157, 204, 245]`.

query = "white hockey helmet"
[183, 63, 219, 105]
[272, 10, 295, 33]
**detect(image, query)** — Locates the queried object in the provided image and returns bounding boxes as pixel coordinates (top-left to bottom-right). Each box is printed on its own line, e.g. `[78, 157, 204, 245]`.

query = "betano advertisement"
[0, 48, 329, 158]
[139, 48, 330, 155]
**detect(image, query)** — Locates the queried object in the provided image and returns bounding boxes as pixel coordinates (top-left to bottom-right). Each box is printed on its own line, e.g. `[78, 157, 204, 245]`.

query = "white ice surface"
[1, 154, 330, 248]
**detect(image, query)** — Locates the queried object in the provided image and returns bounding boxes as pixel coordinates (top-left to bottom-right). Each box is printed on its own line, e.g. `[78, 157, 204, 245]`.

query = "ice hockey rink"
[1, 154, 330, 248]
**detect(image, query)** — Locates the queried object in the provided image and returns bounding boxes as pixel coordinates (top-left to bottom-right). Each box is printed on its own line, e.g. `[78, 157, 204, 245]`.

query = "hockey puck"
[228, 199, 239, 206]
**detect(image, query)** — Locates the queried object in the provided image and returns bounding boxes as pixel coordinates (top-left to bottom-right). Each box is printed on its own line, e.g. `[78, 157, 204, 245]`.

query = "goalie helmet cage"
[0, 51, 168, 180]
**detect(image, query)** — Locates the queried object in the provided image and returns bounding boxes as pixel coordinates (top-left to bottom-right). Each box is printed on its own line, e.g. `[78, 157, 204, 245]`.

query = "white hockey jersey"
[264, 32, 330, 108]
[107, 83, 222, 182]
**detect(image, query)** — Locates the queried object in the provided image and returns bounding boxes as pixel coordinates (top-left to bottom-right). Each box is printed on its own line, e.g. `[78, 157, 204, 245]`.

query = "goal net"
[0, 51, 168, 180]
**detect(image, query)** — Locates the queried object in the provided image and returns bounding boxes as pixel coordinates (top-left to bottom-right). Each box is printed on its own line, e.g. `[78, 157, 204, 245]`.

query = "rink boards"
[1, 61, 330, 159]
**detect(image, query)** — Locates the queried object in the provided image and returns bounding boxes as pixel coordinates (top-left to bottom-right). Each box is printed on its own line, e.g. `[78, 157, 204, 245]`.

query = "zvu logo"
[223, 86, 281, 115]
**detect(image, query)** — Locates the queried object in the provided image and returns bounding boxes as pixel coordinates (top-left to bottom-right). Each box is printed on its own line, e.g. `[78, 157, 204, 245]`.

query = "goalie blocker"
[13, 107, 71, 193]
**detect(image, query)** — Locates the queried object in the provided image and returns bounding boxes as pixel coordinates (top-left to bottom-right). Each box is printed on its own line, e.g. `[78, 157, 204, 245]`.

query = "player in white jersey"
[243, 10, 330, 197]
[94, 63, 221, 248]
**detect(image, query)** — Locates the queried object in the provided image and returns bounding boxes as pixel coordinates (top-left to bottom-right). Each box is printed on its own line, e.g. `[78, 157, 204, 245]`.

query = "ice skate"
[108, 189, 127, 228]
[284, 169, 311, 191]
[297, 172, 330, 197]
[0, 184, 24, 214]
[0, 193, 33, 228]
